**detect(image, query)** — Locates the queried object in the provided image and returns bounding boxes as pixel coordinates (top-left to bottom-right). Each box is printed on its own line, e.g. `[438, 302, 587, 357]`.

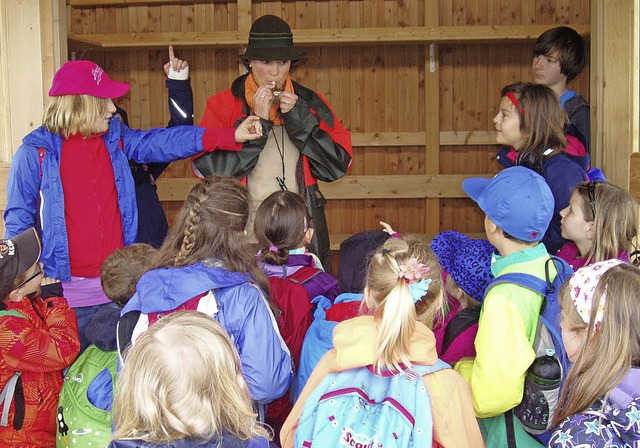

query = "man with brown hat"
[188, 14, 353, 270]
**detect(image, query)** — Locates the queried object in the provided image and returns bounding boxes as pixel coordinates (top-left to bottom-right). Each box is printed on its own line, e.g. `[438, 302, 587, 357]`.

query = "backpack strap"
[0, 372, 21, 427]
[288, 266, 323, 285]
[412, 359, 451, 376]
[441, 306, 481, 355]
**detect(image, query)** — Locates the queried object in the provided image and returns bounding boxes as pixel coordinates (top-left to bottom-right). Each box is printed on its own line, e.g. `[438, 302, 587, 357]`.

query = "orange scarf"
[244, 73, 294, 126]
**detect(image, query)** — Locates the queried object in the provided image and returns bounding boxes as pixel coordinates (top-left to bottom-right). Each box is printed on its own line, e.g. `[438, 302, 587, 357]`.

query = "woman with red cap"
[179, 15, 353, 270]
[4, 60, 263, 351]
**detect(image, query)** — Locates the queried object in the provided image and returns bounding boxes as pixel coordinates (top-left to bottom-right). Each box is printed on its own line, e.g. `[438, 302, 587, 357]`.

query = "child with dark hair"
[532, 26, 589, 153]
[0, 228, 80, 447]
[431, 231, 495, 365]
[498, 27, 590, 170]
[493, 82, 588, 254]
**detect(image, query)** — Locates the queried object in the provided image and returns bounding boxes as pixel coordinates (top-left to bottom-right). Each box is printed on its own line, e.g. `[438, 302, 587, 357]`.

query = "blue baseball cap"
[462, 166, 554, 242]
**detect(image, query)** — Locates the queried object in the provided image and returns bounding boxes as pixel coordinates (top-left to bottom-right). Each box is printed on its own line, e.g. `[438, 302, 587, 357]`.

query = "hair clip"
[381, 248, 390, 256]
[398, 258, 431, 283]
[268, 245, 279, 253]
[398, 258, 432, 303]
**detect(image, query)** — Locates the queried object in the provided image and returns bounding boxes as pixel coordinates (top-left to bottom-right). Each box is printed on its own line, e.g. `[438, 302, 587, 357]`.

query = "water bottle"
[529, 349, 562, 386]
[514, 348, 562, 433]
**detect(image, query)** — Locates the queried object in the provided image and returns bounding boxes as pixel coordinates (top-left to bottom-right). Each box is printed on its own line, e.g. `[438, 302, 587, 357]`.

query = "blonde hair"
[112, 311, 270, 444]
[573, 181, 639, 264]
[364, 235, 444, 373]
[42, 95, 111, 138]
[552, 264, 640, 426]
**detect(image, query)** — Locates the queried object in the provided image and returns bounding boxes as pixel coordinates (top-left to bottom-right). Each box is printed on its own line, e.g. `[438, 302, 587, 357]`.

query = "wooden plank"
[68, 0, 224, 5]
[67, 24, 591, 50]
[155, 174, 492, 202]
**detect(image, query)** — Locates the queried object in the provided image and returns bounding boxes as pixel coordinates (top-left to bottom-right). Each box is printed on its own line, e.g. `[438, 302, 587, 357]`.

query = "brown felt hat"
[240, 15, 307, 62]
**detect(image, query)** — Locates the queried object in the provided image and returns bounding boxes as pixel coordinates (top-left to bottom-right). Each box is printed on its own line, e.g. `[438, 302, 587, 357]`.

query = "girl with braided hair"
[118, 176, 293, 408]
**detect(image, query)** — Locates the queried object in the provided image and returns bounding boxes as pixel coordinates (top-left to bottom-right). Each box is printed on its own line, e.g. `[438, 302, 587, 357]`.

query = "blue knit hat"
[431, 231, 495, 303]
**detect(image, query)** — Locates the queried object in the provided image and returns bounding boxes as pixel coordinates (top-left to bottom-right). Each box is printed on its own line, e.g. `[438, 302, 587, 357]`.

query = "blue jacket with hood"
[4, 118, 210, 280]
[121, 261, 293, 404]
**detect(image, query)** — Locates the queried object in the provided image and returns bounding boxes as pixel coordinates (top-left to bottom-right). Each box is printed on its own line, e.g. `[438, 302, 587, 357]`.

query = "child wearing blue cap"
[431, 231, 495, 365]
[455, 166, 557, 448]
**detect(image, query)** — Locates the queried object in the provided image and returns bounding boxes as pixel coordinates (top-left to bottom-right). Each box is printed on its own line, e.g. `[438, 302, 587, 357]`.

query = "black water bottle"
[515, 348, 562, 433]
[529, 349, 562, 386]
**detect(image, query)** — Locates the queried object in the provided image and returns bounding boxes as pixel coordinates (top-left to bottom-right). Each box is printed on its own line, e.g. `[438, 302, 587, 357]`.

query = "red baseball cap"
[48, 60, 131, 98]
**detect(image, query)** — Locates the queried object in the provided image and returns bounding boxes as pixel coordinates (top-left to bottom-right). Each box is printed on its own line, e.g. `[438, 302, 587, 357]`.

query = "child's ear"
[7, 289, 23, 303]
[585, 222, 595, 240]
[303, 228, 314, 245]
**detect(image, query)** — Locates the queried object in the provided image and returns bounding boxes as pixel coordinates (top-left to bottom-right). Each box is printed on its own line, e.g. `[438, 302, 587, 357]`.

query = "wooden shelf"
[68, 24, 590, 50]
[156, 173, 492, 202]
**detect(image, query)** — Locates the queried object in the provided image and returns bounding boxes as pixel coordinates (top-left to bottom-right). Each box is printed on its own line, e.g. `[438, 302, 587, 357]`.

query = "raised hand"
[163, 45, 189, 79]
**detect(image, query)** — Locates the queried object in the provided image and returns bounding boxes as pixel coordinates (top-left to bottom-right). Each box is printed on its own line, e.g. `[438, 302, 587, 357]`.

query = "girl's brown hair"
[254, 191, 311, 266]
[572, 181, 638, 264]
[148, 176, 274, 309]
[552, 263, 640, 426]
[501, 82, 568, 169]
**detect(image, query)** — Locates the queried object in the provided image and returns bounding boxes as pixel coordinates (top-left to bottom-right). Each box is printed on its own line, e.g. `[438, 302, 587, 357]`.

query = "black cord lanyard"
[272, 126, 287, 190]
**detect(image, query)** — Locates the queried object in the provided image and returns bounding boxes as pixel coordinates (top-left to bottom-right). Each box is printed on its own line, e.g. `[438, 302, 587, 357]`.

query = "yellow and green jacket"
[455, 243, 555, 447]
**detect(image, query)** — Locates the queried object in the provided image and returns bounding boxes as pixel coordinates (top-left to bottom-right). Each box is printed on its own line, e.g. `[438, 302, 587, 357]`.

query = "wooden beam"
[156, 174, 491, 202]
[68, 0, 226, 5]
[67, 24, 590, 50]
[338, 131, 497, 147]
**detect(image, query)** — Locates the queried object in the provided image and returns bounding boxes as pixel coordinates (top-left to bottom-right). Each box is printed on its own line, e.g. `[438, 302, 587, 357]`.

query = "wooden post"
[591, 0, 639, 189]
[425, 2, 440, 236]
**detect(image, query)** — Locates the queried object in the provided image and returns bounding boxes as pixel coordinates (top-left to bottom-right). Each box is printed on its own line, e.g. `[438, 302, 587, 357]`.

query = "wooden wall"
[66, 0, 591, 249]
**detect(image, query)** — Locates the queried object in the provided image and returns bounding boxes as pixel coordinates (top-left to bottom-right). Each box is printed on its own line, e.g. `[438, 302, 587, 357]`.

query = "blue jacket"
[294, 293, 363, 402]
[122, 262, 293, 404]
[4, 119, 207, 280]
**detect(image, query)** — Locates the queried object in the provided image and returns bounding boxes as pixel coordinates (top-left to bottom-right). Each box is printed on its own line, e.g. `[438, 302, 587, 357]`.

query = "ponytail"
[365, 236, 443, 373]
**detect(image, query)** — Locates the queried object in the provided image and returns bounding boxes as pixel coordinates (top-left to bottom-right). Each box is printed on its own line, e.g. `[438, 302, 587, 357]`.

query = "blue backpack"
[484, 256, 573, 441]
[294, 360, 450, 448]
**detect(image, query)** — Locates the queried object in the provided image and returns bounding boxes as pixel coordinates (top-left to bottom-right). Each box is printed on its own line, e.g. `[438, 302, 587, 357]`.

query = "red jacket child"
[0, 228, 80, 447]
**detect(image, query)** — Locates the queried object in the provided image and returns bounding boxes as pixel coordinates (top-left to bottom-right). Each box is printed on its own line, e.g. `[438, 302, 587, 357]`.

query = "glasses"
[586, 181, 598, 219]
[16, 264, 43, 289]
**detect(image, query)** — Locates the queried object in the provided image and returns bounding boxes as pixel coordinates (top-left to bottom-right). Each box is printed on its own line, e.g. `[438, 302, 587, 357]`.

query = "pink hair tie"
[268, 245, 279, 253]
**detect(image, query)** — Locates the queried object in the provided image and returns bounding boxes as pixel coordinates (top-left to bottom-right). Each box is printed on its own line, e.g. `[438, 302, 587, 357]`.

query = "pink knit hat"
[48, 60, 131, 98]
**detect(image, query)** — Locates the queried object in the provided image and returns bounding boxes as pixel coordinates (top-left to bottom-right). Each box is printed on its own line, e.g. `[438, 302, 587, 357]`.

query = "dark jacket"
[168, 74, 353, 270]
[549, 368, 640, 447]
[108, 432, 269, 448]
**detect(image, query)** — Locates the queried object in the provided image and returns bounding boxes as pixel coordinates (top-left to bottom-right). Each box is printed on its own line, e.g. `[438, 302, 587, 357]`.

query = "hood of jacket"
[22, 126, 63, 154]
[604, 368, 640, 444]
[123, 262, 251, 314]
[331, 315, 439, 372]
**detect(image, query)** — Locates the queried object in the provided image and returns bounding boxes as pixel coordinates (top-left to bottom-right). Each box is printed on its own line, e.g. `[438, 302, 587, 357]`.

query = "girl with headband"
[493, 82, 588, 254]
[549, 260, 640, 445]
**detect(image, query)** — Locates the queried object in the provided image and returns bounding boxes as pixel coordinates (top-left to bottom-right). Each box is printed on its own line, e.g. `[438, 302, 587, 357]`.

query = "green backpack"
[56, 345, 117, 448]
